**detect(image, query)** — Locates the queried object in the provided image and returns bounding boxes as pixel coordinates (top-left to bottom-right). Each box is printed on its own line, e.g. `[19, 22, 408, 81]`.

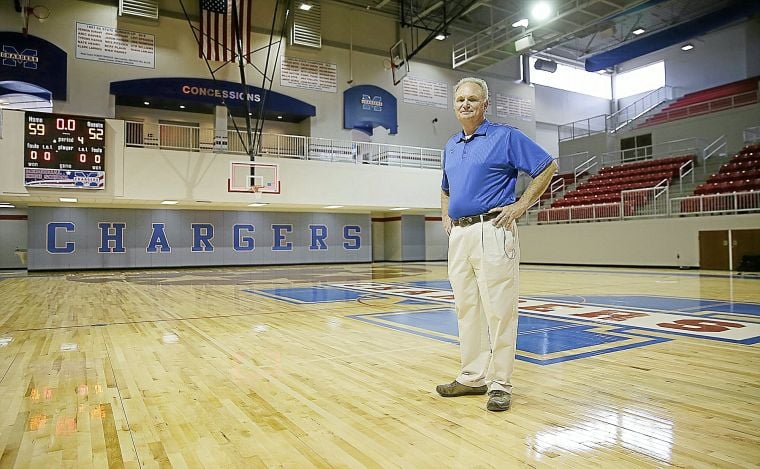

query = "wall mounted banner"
[0, 31, 67, 99]
[343, 85, 398, 135]
[402, 76, 448, 109]
[495, 93, 533, 121]
[76, 22, 155, 69]
[28, 207, 370, 270]
[280, 56, 337, 93]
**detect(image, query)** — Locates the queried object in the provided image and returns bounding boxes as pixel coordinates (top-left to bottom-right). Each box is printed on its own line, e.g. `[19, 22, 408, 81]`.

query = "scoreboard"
[24, 112, 106, 189]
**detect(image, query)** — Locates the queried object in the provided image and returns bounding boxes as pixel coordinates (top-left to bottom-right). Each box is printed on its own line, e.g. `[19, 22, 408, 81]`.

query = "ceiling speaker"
[514, 33, 535, 52]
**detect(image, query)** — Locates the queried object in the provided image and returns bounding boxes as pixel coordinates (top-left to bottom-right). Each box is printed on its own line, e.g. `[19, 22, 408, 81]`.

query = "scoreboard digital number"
[24, 112, 106, 189]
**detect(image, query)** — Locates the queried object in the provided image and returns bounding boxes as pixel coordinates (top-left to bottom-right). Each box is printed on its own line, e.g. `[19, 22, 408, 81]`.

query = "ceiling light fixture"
[681, 43, 694, 51]
[324, 205, 344, 209]
[389, 207, 409, 211]
[59, 197, 78, 203]
[632, 28, 645, 35]
[531, 2, 552, 21]
[179, 105, 186, 109]
[161, 200, 178, 205]
[248, 202, 268, 207]
[512, 18, 529, 28]
[143, 101, 150, 105]
[299, 3, 312, 10]
[435, 33, 447, 40]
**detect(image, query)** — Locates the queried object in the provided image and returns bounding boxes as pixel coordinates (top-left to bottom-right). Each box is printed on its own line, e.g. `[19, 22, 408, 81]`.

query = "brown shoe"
[436, 380, 488, 397]
[486, 390, 511, 411]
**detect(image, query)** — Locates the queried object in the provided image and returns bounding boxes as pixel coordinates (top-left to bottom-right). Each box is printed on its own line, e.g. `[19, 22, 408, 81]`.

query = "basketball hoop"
[248, 185, 263, 200]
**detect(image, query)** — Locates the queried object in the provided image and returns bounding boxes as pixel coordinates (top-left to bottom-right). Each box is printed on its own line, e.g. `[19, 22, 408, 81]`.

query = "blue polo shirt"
[441, 119, 553, 220]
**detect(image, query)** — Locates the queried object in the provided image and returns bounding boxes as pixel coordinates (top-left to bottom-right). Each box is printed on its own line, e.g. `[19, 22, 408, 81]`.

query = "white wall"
[425, 218, 447, 261]
[534, 85, 611, 126]
[521, 215, 760, 268]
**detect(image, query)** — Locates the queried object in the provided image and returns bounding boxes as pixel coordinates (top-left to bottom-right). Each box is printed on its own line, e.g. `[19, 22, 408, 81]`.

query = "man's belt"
[451, 211, 499, 227]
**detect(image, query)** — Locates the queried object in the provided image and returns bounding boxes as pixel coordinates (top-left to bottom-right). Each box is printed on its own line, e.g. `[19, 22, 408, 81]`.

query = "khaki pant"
[448, 220, 519, 393]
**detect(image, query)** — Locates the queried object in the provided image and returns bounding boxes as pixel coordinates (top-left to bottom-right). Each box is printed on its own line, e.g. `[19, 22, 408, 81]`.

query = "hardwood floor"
[0, 263, 758, 468]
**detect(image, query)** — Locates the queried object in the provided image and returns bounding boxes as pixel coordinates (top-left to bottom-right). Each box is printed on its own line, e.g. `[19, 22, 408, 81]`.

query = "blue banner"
[343, 85, 397, 135]
[110, 77, 316, 121]
[0, 32, 67, 99]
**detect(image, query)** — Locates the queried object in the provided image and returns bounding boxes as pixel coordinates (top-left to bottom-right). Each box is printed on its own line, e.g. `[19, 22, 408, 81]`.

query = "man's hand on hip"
[488, 202, 527, 228]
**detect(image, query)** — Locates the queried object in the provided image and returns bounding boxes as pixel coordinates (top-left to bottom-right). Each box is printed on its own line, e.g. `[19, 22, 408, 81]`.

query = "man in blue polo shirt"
[437, 77, 557, 411]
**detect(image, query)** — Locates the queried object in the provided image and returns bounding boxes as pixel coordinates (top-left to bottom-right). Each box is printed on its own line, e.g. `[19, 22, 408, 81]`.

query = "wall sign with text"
[24, 111, 106, 189]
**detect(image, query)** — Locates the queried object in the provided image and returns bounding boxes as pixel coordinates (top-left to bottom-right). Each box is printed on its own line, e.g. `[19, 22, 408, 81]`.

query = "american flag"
[199, 0, 252, 63]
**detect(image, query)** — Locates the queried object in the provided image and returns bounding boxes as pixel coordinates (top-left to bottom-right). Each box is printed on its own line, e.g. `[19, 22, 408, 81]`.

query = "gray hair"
[453, 77, 489, 101]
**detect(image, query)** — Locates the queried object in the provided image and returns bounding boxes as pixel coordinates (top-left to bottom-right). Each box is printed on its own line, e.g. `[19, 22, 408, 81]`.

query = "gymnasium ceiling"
[150, 0, 759, 72]
[327, 0, 759, 71]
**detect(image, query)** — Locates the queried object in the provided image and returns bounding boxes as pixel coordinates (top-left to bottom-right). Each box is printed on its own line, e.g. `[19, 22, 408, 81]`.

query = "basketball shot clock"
[24, 111, 106, 189]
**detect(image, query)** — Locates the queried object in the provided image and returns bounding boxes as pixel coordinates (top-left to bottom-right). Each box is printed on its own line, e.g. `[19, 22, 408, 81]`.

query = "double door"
[699, 229, 760, 270]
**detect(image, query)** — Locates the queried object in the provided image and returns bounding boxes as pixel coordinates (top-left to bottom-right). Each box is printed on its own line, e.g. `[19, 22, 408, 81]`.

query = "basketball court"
[0, 262, 758, 467]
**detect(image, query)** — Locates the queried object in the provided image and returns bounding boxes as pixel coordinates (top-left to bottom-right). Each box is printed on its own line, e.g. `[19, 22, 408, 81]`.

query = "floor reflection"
[530, 408, 674, 463]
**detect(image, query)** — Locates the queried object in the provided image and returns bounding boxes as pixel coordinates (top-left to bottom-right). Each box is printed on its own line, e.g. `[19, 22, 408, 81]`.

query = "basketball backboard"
[390, 40, 409, 86]
[228, 162, 280, 194]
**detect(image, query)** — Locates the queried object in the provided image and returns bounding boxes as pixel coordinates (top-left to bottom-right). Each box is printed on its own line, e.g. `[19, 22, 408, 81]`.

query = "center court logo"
[1, 45, 39, 69]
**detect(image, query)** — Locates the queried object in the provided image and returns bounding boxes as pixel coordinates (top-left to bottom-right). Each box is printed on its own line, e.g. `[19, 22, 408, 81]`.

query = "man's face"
[454, 82, 488, 126]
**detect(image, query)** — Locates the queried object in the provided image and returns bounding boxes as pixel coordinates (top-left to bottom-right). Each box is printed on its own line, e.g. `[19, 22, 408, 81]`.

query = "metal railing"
[702, 134, 726, 173]
[538, 202, 624, 223]
[558, 114, 607, 142]
[600, 137, 703, 166]
[558, 151, 590, 173]
[671, 191, 760, 216]
[678, 159, 695, 192]
[550, 178, 565, 198]
[125, 121, 444, 169]
[607, 86, 675, 133]
[643, 90, 758, 125]
[534, 187, 760, 224]
[622, 179, 669, 218]
[574, 155, 597, 183]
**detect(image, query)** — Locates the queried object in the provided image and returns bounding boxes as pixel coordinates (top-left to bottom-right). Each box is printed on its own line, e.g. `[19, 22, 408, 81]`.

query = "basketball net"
[248, 185, 263, 200]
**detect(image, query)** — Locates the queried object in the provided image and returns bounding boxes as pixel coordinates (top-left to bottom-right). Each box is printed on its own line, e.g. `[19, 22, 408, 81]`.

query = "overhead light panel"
[324, 205, 343, 209]
[681, 44, 694, 51]
[299, 3, 312, 10]
[389, 207, 409, 211]
[435, 33, 447, 41]
[632, 28, 645, 35]
[161, 200, 178, 205]
[512, 19, 529, 28]
[59, 197, 78, 203]
[248, 203, 268, 207]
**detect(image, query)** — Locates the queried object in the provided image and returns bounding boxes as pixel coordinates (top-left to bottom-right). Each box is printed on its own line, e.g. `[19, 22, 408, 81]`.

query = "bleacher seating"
[538, 155, 693, 222]
[693, 144, 760, 196]
[678, 144, 760, 214]
[640, 77, 759, 127]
